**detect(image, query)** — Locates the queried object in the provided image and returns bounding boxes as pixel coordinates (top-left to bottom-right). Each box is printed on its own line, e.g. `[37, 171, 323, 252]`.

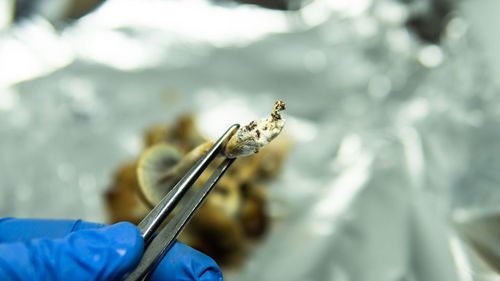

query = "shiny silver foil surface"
[0, 0, 499, 280]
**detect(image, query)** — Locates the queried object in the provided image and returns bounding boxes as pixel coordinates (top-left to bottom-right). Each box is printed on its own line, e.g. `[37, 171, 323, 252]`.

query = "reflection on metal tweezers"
[125, 124, 239, 281]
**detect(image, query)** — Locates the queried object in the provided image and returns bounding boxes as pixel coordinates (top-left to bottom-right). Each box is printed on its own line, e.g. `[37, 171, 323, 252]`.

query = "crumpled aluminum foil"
[0, 0, 498, 280]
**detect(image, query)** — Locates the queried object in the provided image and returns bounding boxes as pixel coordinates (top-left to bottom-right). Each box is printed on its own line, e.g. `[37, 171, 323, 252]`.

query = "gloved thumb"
[0, 222, 143, 281]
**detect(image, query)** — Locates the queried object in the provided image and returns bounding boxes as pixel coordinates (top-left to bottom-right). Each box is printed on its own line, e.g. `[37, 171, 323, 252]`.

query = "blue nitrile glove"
[0, 218, 222, 281]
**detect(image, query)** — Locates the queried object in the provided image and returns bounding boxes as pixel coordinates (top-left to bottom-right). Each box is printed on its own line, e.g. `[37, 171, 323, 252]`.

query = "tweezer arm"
[138, 124, 240, 245]
[125, 157, 235, 281]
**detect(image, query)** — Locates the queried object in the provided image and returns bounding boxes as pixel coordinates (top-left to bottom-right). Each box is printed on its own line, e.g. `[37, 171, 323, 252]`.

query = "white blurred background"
[0, 0, 499, 280]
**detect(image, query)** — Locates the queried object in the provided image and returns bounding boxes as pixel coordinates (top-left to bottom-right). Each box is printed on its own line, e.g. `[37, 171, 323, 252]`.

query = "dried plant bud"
[271, 100, 286, 120]
[224, 101, 286, 158]
[137, 142, 213, 206]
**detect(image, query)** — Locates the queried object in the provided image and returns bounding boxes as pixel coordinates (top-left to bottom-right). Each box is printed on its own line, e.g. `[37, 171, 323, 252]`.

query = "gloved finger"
[149, 241, 222, 281]
[0, 222, 143, 281]
[0, 218, 104, 242]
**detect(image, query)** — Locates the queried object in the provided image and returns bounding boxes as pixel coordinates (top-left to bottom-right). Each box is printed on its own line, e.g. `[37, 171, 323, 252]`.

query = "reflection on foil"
[312, 138, 373, 235]
[1, 0, 499, 280]
[76, 0, 290, 46]
[0, 17, 74, 86]
[453, 211, 500, 280]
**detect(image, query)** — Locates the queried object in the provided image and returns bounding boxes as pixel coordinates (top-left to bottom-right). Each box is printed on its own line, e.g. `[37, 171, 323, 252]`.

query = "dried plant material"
[105, 162, 150, 225]
[137, 142, 213, 207]
[143, 115, 205, 152]
[225, 101, 286, 158]
[105, 108, 292, 269]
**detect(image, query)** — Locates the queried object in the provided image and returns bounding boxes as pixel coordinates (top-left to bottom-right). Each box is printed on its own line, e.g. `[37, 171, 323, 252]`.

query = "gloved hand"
[0, 218, 222, 281]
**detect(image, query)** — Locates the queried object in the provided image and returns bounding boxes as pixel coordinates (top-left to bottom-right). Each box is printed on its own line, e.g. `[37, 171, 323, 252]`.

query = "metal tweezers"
[125, 124, 240, 281]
